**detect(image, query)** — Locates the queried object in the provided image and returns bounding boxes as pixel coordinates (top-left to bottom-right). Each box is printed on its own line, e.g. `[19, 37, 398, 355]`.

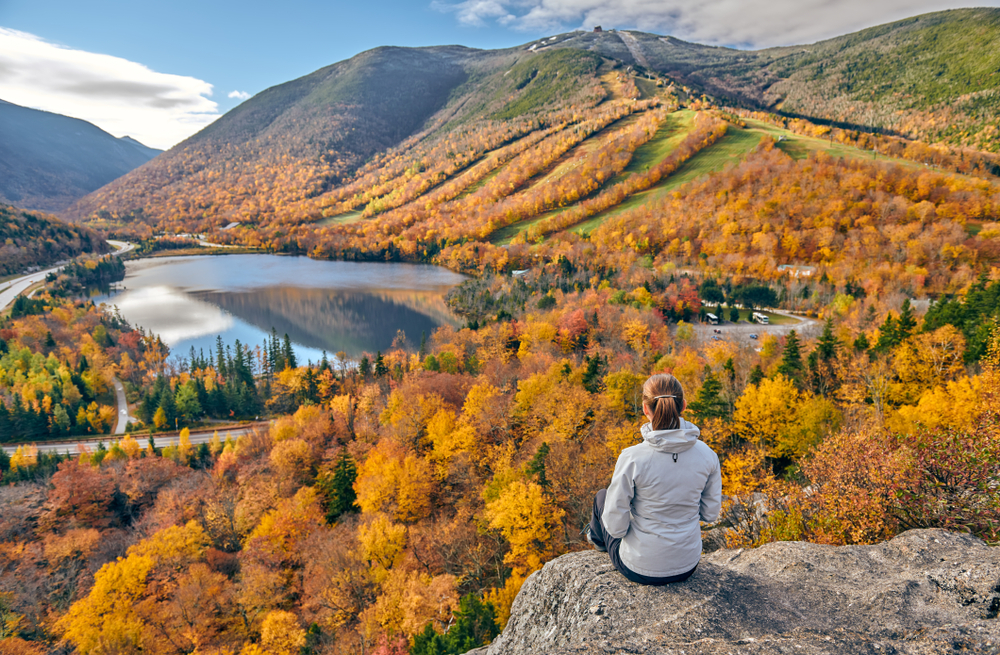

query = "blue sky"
[1, 0, 996, 149]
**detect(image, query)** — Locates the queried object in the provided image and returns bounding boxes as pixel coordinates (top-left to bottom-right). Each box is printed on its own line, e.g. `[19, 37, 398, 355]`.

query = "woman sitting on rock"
[587, 373, 722, 584]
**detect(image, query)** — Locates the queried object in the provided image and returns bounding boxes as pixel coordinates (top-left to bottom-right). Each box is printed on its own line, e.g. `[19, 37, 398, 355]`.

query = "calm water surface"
[98, 255, 465, 363]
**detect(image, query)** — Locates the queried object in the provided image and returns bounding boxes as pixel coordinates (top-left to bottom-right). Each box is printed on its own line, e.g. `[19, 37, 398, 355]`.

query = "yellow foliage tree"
[360, 568, 458, 639]
[354, 441, 435, 522]
[891, 375, 982, 433]
[483, 480, 564, 575]
[9, 445, 38, 472]
[259, 610, 306, 655]
[58, 522, 208, 654]
[357, 514, 407, 584]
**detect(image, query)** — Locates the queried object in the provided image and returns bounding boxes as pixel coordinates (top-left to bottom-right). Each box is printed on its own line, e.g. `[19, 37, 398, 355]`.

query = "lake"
[97, 255, 465, 364]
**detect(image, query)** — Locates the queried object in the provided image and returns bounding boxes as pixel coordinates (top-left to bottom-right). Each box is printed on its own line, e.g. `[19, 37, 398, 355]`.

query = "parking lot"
[693, 310, 819, 346]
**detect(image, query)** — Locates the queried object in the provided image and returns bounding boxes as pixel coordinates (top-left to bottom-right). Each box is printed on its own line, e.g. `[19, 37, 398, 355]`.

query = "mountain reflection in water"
[98, 255, 465, 362]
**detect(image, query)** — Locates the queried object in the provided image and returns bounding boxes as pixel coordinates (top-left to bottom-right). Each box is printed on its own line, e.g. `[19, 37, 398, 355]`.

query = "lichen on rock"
[485, 529, 1000, 654]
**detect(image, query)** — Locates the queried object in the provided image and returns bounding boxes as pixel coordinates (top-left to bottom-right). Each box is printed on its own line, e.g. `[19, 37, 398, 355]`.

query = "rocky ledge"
[485, 529, 1000, 654]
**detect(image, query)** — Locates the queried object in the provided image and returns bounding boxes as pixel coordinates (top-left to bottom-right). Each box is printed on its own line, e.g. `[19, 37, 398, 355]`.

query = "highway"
[0, 266, 62, 312]
[0, 240, 135, 313]
[112, 376, 132, 434]
[1, 423, 268, 456]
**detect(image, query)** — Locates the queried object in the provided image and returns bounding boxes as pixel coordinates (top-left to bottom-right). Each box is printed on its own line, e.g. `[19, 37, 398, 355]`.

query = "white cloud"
[0, 28, 219, 149]
[437, 0, 1000, 48]
[228, 90, 251, 100]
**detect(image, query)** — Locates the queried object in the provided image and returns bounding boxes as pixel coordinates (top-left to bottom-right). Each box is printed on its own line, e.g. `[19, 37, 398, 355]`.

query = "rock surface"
[486, 529, 1000, 654]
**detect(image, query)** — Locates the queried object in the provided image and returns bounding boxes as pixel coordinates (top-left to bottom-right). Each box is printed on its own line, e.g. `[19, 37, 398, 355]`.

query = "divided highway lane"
[0, 240, 135, 313]
[0, 266, 62, 312]
[1, 423, 269, 456]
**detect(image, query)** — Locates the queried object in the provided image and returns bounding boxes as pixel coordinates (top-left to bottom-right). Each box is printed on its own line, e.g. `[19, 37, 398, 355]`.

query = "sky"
[1, 0, 996, 150]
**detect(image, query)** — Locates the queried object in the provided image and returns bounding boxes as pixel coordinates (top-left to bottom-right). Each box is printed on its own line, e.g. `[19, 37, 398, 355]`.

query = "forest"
[0, 205, 108, 277]
[2, 240, 999, 653]
[4, 23, 1000, 654]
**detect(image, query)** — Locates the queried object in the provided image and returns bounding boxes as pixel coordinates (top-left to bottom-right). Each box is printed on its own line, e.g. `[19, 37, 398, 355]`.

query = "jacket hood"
[640, 418, 701, 453]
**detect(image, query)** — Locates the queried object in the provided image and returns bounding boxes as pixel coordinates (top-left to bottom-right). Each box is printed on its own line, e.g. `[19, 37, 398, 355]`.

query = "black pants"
[589, 489, 698, 586]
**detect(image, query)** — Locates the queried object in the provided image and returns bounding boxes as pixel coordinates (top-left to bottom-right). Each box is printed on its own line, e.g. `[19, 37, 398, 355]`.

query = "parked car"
[749, 334, 758, 340]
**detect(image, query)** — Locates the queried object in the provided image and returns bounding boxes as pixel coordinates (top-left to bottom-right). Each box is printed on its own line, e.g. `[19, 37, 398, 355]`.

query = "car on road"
[749, 334, 758, 340]
[713, 329, 722, 334]
[711, 336, 722, 341]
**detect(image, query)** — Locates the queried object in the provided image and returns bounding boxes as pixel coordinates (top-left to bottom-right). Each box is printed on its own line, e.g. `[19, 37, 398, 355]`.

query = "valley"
[2, 8, 1000, 655]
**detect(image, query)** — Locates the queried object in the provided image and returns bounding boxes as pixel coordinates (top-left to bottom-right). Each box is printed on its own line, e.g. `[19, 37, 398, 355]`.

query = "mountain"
[65, 9, 1000, 248]
[0, 99, 160, 213]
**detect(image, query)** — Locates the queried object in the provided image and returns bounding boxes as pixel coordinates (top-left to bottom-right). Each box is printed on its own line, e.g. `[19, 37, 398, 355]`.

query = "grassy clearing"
[317, 210, 364, 226]
[741, 118, 922, 168]
[571, 124, 764, 235]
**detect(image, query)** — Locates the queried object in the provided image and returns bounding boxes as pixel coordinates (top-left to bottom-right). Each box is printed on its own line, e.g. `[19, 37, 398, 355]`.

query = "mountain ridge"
[64, 8, 1000, 251]
[0, 99, 160, 213]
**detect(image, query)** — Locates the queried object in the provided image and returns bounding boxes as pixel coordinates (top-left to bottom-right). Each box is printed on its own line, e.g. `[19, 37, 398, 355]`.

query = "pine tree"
[897, 299, 917, 342]
[816, 318, 838, 361]
[282, 334, 297, 369]
[687, 371, 729, 421]
[582, 354, 606, 393]
[723, 358, 736, 382]
[875, 313, 901, 353]
[374, 351, 388, 377]
[317, 451, 359, 523]
[776, 330, 804, 383]
[525, 442, 550, 488]
[854, 332, 870, 352]
[748, 364, 765, 387]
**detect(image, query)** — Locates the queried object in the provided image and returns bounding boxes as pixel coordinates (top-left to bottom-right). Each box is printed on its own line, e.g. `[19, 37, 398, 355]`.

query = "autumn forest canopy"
[3, 8, 1000, 655]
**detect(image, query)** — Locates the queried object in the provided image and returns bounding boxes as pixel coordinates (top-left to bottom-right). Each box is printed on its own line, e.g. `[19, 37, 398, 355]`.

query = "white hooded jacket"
[601, 418, 722, 577]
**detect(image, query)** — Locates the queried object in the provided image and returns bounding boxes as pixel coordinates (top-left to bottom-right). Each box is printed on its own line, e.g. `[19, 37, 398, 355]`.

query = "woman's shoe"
[586, 527, 607, 552]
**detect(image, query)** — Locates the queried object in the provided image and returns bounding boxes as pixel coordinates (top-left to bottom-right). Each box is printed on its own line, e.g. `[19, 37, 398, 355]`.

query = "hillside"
[687, 7, 1000, 152]
[66, 9, 1000, 251]
[0, 100, 160, 213]
[0, 203, 109, 277]
[542, 8, 1000, 152]
[67, 46, 609, 232]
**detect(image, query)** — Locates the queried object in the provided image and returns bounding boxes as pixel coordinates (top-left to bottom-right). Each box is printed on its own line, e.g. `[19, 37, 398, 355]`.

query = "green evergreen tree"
[358, 356, 372, 378]
[854, 332, 870, 352]
[582, 354, 607, 394]
[748, 364, 765, 387]
[723, 358, 736, 382]
[874, 314, 899, 353]
[175, 381, 203, 424]
[816, 318, 838, 361]
[282, 334, 297, 369]
[525, 443, 550, 488]
[897, 298, 917, 341]
[729, 306, 740, 322]
[687, 371, 729, 421]
[410, 594, 498, 655]
[374, 351, 388, 377]
[776, 330, 804, 383]
[317, 451, 359, 523]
